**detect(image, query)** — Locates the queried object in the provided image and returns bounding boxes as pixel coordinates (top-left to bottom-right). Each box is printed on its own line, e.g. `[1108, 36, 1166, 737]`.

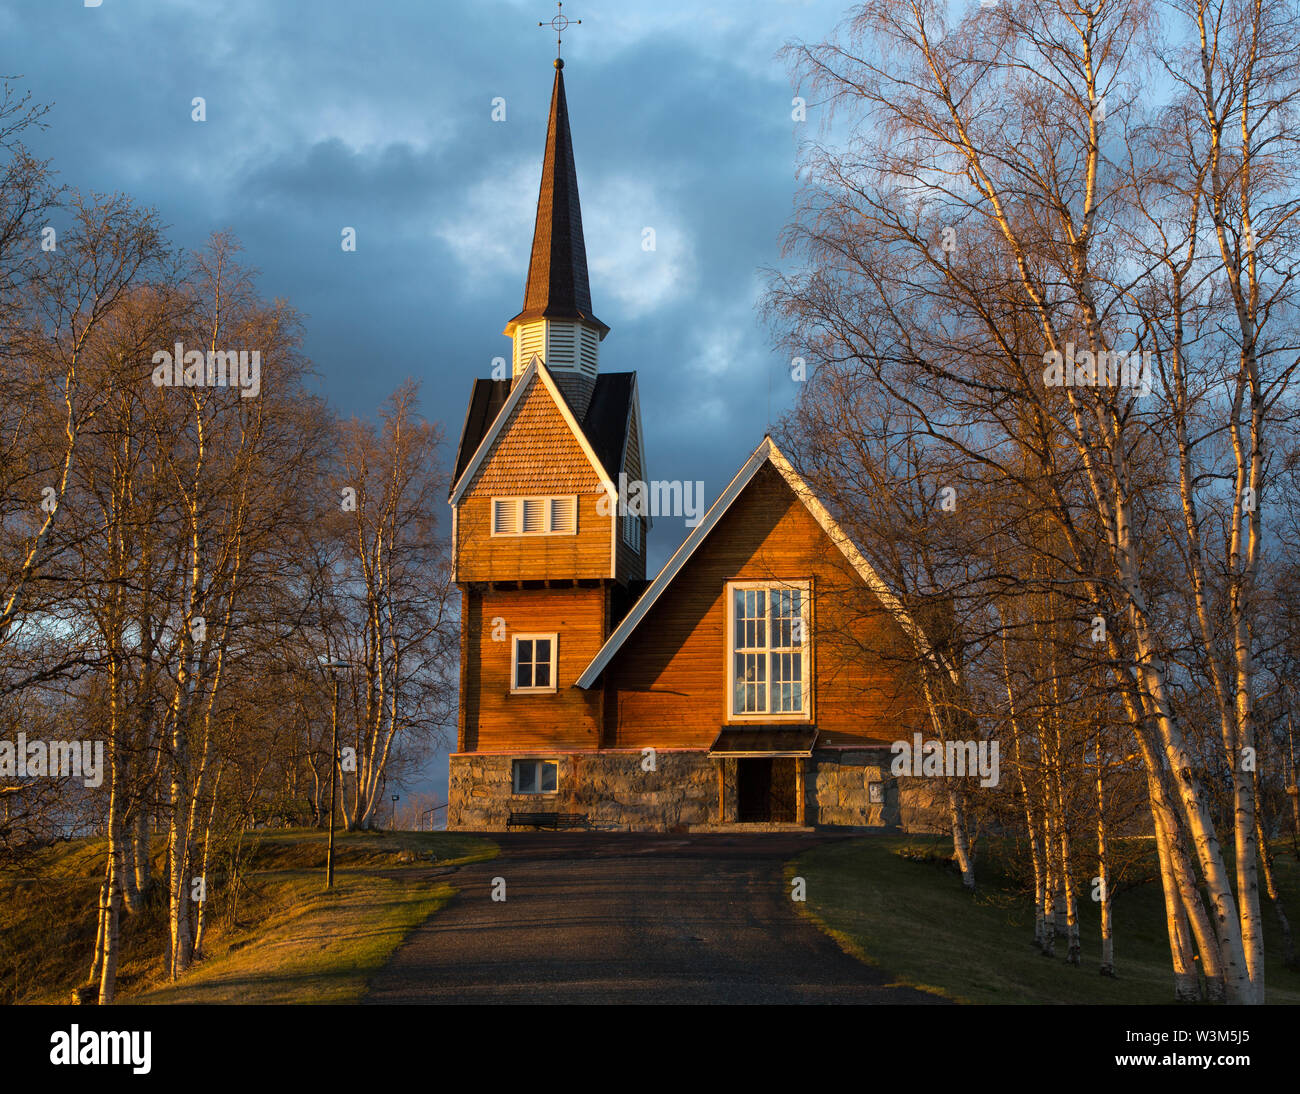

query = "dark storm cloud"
[7, 0, 850, 799]
[9, 0, 843, 555]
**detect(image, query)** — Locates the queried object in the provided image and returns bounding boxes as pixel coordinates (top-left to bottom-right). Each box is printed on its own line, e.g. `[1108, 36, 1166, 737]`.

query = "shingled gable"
[574, 435, 956, 689]
[449, 355, 622, 506]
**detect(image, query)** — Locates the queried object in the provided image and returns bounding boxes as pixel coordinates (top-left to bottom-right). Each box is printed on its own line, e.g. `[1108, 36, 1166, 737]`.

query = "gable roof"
[452, 377, 512, 487]
[581, 371, 635, 477]
[448, 356, 635, 505]
[574, 436, 957, 688]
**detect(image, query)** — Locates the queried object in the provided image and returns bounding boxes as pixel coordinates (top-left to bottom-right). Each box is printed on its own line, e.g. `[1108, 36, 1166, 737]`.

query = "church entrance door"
[737, 758, 797, 823]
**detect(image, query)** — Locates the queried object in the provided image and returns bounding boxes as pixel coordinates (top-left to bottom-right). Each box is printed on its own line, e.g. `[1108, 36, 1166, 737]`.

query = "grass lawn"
[1, 828, 496, 1005]
[790, 834, 1300, 1005]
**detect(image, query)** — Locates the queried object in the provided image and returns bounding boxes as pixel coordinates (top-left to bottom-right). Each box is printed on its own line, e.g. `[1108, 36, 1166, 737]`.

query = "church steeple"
[504, 58, 607, 417]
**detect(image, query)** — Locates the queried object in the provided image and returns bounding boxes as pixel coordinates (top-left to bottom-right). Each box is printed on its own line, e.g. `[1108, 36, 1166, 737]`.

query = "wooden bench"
[507, 811, 588, 830]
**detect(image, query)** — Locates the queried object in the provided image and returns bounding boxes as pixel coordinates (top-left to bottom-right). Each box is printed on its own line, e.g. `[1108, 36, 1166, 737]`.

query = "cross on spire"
[539, 1, 581, 62]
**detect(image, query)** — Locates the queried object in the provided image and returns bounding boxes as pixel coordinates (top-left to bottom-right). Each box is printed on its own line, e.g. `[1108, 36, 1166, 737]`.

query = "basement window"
[512, 634, 558, 693]
[513, 759, 559, 795]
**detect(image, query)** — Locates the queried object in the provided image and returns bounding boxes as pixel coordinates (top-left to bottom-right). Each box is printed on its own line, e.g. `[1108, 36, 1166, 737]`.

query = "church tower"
[447, 51, 647, 816]
[503, 58, 609, 419]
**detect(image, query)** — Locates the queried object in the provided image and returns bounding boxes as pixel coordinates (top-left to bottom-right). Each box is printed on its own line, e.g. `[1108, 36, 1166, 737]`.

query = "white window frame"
[511, 633, 558, 694]
[491, 495, 578, 536]
[724, 580, 812, 721]
[512, 759, 559, 795]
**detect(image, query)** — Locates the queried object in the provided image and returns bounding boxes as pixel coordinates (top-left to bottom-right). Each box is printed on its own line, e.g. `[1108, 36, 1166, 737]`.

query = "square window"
[550, 496, 578, 533]
[512, 634, 557, 693]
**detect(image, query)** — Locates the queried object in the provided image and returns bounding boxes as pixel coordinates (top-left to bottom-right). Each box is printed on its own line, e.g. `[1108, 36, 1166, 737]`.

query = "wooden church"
[446, 58, 939, 832]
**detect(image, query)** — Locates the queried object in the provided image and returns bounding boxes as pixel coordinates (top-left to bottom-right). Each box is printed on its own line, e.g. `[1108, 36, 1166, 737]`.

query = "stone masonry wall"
[808, 748, 955, 833]
[448, 750, 717, 832]
[807, 749, 897, 828]
[448, 748, 951, 833]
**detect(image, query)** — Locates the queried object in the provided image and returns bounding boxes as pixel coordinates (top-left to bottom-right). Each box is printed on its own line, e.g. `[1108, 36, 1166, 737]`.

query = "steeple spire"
[506, 61, 607, 339]
[504, 54, 607, 417]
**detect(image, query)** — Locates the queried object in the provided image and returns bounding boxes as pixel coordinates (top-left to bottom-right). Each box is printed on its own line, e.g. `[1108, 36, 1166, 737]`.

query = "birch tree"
[771, 0, 1300, 1001]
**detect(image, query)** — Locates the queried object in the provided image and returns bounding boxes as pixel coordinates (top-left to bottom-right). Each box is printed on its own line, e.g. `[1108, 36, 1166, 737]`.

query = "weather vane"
[540, 2, 581, 63]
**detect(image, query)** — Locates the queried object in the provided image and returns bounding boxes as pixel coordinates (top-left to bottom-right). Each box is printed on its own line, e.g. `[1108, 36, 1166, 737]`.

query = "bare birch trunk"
[1096, 740, 1114, 977]
[85, 859, 110, 999]
[96, 856, 120, 1006]
[946, 783, 975, 892]
[193, 766, 223, 961]
[1041, 806, 1057, 958]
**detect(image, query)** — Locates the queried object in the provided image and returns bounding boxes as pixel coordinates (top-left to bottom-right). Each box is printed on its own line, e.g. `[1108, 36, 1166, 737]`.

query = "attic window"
[492, 496, 578, 536]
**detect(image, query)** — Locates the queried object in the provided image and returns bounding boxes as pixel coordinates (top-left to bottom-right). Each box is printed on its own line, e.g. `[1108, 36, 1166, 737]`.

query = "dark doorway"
[769, 758, 797, 823]
[737, 758, 798, 823]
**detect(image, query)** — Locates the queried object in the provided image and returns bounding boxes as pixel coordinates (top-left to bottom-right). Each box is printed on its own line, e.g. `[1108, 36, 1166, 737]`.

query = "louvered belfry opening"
[504, 61, 608, 419]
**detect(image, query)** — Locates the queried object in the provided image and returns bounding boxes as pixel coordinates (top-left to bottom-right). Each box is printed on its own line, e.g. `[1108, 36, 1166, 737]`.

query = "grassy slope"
[1, 829, 496, 1005]
[791, 834, 1300, 1004]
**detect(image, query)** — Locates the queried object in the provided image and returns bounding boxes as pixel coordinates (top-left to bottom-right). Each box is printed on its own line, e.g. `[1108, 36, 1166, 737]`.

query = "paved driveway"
[365, 832, 946, 1005]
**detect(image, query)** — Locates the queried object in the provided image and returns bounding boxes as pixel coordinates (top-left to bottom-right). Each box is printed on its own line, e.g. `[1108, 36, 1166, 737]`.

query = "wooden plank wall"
[602, 463, 927, 749]
[457, 493, 611, 582]
[462, 584, 607, 751]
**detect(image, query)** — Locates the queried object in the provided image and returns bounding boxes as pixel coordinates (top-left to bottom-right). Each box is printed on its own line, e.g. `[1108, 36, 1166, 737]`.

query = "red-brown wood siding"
[462, 584, 607, 752]
[601, 463, 926, 749]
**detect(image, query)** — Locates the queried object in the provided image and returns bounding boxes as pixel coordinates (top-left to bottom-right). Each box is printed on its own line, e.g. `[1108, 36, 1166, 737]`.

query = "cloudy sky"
[8, 0, 853, 803]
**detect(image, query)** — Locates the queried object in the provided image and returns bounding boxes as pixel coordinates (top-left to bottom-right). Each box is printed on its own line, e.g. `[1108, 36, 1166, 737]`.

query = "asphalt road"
[364, 832, 947, 1005]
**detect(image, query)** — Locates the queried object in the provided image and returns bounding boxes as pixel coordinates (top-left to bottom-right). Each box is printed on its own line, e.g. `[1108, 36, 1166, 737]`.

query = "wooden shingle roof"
[450, 368, 637, 501]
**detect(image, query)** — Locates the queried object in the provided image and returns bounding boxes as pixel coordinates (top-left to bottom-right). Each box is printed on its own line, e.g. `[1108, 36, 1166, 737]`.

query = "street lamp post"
[323, 660, 349, 890]
[392, 794, 400, 831]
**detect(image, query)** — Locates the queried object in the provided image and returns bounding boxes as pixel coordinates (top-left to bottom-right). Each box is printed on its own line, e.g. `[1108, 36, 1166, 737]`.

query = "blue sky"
[8, 0, 854, 806]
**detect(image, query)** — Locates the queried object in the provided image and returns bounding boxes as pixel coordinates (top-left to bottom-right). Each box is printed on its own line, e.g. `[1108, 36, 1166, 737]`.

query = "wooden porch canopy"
[709, 728, 818, 758]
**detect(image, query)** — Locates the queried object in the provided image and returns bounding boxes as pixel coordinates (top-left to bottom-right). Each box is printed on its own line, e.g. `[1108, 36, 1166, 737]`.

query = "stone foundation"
[448, 747, 948, 833]
[809, 749, 896, 827]
[448, 750, 717, 832]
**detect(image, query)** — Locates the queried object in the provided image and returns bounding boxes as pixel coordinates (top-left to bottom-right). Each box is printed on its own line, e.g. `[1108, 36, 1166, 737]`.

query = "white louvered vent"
[622, 509, 641, 552]
[548, 322, 577, 371]
[491, 495, 579, 536]
[550, 495, 578, 533]
[514, 322, 546, 377]
[521, 497, 546, 534]
[492, 498, 520, 535]
[579, 327, 599, 376]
